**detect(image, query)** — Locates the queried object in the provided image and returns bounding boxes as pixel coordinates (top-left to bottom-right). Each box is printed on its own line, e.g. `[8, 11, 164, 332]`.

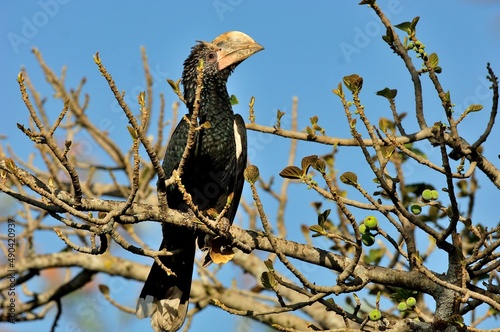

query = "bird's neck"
[187, 76, 233, 121]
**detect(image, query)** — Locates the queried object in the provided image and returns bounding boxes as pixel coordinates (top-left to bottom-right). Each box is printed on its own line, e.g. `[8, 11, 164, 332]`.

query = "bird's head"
[182, 31, 263, 108]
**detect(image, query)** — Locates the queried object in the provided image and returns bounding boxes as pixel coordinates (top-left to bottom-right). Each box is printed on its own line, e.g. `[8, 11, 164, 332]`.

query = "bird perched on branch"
[136, 31, 263, 332]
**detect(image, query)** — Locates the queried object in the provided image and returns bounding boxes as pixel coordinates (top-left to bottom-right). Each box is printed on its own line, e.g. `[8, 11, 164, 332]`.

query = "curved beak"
[212, 31, 264, 71]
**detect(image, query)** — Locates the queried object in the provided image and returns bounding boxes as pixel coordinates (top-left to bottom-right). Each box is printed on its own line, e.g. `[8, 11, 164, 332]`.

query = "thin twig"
[369, 3, 426, 129]
[93, 52, 166, 183]
[472, 64, 498, 149]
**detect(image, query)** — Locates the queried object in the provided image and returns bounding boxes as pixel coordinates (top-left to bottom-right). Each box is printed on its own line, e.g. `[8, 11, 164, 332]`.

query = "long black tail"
[136, 224, 197, 332]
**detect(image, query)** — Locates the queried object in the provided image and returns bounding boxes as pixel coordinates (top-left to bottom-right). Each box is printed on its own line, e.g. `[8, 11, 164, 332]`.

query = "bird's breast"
[195, 114, 236, 166]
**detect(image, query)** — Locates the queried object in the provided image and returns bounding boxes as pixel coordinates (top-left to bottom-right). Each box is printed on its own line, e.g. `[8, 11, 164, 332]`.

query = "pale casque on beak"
[211, 31, 264, 70]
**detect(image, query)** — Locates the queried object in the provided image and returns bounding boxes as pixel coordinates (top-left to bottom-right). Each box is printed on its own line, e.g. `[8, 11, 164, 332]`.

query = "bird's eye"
[207, 52, 217, 62]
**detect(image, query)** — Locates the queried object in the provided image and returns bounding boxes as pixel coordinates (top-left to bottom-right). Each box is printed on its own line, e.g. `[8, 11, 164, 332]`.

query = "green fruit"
[359, 223, 367, 234]
[422, 189, 433, 201]
[397, 302, 407, 312]
[362, 233, 375, 246]
[430, 190, 439, 200]
[406, 297, 417, 307]
[410, 204, 422, 215]
[364, 216, 379, 229]
[369, 309, 382, 321]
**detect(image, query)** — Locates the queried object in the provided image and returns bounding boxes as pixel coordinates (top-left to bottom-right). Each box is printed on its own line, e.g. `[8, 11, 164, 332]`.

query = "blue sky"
[1, 1, 500, 331]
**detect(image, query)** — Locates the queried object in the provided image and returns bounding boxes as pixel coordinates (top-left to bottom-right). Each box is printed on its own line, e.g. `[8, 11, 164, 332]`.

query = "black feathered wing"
[229, 113, 247, 222]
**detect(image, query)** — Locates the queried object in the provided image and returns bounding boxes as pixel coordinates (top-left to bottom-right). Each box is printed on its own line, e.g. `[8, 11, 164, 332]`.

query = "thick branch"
[246, 122, 433, 147]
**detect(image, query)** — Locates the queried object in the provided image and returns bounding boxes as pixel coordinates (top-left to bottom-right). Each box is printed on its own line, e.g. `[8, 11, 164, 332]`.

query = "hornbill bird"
[136, 31, 263, 332]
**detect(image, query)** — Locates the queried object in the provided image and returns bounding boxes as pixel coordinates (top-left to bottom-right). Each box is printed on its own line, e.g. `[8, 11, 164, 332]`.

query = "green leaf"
[318, 209, 331, 228]
[380, 145, 396, 158]
[277, 110, 285, 120]
[382, 27, 394, 45]
[137, 91, 146, 107]
[264, 259, 274, 272]
[376, 87, 397, 101]
[332, 82, 344, 98]
[167, 78, 180, 94]
[302, 155, 319, 174]
[275, 109, 286, 129]
[465, 104, 483, 114]
[127, 126, 138, 140]
[309, 224, 325, 235]
[306, 126, 316, 140]
[279, 166, 303, 179]
[378, 117, 395, 132]
[382, 35, 392, 45]
[395, 21, 412, 34]
[428, 53, 439, 68]
[312, 158, 326, 174]
[260, 271, 277, 289]
[229, 94, 239, 106]
[309, 116, 325, 135]
[364, 248, 385, 264]
[343, 74, 363, 94]
[410, 16, 420, 33]
[340, 172, 358, 186]
[397, 112, 407, 122]
[93, 52, 101, 65]
[244, 165, 260, 184]
[444, 90, 451, 104]
[313, 124, 325, 135]
[395, 16, 420, 36]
